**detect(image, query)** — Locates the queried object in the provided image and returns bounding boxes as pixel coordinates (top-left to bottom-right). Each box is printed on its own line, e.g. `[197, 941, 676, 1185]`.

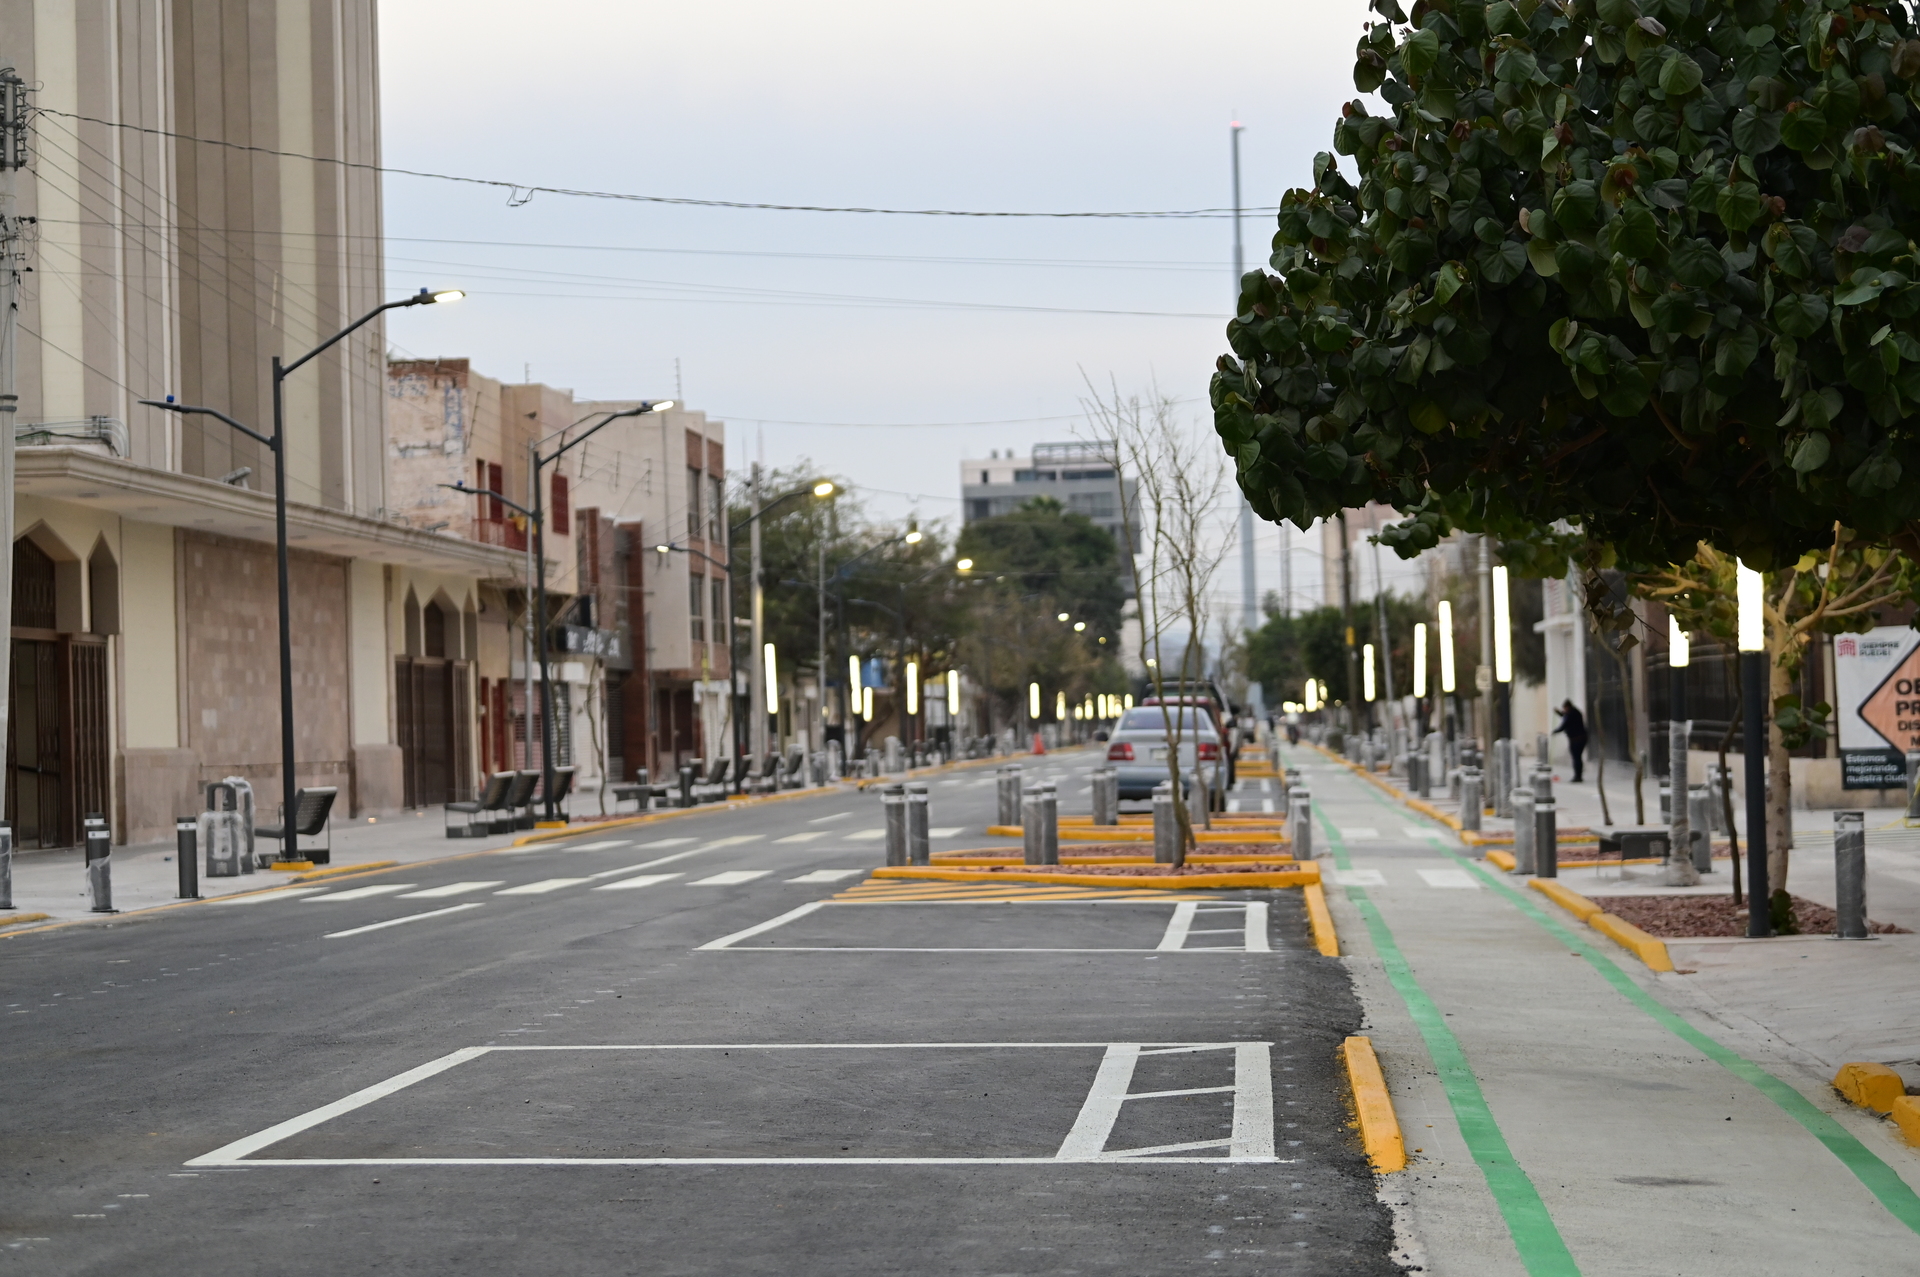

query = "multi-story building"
[959, 441, 1139, 589]
[2, 3, 519, 847]
[386, 360, 730, 801]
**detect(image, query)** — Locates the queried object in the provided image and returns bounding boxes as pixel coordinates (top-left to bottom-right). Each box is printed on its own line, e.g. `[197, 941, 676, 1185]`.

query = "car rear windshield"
[1118, 707, 1215, 735]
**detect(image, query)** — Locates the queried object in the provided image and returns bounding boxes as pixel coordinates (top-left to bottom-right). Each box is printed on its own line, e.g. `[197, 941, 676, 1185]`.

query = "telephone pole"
[1232, 121, 1259, 650]
[0, 69, 30, 788]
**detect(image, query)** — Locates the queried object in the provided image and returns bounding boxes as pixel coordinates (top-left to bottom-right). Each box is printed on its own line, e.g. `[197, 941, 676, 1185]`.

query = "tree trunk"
[1767, 628, 1795, 895]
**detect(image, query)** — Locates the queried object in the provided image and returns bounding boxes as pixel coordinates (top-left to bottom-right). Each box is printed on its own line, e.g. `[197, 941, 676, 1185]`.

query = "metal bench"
[445, 771, 514, 838]
[610, 769, 671, 814]
[530, 765, 576, 824]
[255, 786, 338, 865]
[1598, 826, 1671, 860]
[497, 770, 541, 833]
[778, 744, 807, 789]
[691, 757, 731, 804]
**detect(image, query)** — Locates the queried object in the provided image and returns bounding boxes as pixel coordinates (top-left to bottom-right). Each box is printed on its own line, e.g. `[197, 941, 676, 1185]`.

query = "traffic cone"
[1031, 732, 1046, 755]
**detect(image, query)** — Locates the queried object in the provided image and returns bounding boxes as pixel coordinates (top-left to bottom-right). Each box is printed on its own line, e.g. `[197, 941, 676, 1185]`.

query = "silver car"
[1105, 706, 1227, 803]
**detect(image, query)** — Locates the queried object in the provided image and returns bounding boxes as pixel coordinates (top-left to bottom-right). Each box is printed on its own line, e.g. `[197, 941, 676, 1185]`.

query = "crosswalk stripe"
[559, 840, 630, 852]
[636, 837, 696, 848]
[592, 873, 683, 892]
[773, 832, 828, 844]
[304, 885, 415, 902]
[1416, 868, 1480, 890]
[845, 829, 886, 842]
[691, 870, 773, 886]
[787, 869, 866, 883]
[398, 881, 504, 899]
[208, 887, 327, 906]
[929, 827, 964, 838]
[494, 878, 591, 895]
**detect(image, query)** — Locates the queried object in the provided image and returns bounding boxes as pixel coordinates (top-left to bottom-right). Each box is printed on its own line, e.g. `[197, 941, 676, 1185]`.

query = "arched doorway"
[7, 535, 110, 848]
[396, 592, 473, 808]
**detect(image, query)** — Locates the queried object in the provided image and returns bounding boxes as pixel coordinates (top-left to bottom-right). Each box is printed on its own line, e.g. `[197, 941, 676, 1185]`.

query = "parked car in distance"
[1139, 692, 1237, 786]
[1105, 706, 1227, 804]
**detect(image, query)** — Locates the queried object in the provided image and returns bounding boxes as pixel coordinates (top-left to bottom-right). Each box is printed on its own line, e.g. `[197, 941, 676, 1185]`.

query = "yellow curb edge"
[1342, 1035, 1407, 1173]
[0, 911, 52, 929]
[1304, 882, 1339, 957]
[870, 864, 1321, 890]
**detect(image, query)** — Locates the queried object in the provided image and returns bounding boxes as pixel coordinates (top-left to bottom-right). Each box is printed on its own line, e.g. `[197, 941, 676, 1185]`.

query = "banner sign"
[1833, 626, 1920, 789]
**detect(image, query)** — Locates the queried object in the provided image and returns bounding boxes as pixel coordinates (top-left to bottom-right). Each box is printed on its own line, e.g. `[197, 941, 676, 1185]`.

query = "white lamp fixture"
[763, 644, 778, 714]
[1669, 613, 1691, 668]
[946, 669, 960, 715]
[1124, 693, 1135, 710]
[1029, 682, 1042, 719]
[862, 686, 874, 722]
[1305, 679, 1319, 712]
[1492, 565, 1513, 684]
[1438, 601, 1457, 694]
[1363, 643, 1377, 702]
[848, 655, 861, 704]
[1055, 690, 1067, 721]
[1737, 561, 1764, 651]
[1413, 622, 1429, 698]
[906, 661, 919, 715]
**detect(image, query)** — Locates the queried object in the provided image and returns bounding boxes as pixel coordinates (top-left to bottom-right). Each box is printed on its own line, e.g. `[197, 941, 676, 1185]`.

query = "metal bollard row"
[1090, 769, 1118, 826]
[906, 783, 930, 866]
[1687, 785, 1713, 873]
[997, 765, 1024, 827]
[1535, 783, 1558, 879]
[84, 813, 115, 914]
[883, 784, 908, 867]
[1459, 768, 1483, 832]
[1290, 787, 1313, 859]
[1835, 810, 1869, 940]
[176, 817, 201, 900]
[1152, 782, 1178, 865]
[1512, 790, 1536, 875]
[0, 821, 11, 911]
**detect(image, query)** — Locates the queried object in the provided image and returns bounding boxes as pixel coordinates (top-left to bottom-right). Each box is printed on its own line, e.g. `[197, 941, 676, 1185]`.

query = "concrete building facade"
[960, 441, 1139, 589]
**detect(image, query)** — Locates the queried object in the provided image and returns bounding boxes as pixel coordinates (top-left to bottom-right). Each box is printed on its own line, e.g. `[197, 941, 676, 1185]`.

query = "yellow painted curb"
[870, 864, 1321, 890]
[1304, 882, 1338, 957]
[986, 823, 1285, 844]
[0, 912, 52, 929]
[1059, 814, 1280, 827]
[1590, 911, 1675, 972]
[932, 852, 1294, 866]
[269, 860, 314, 872]
[1342, 1036, 1406, 1173]
[290, 861, 398, 883]
[1484, 849, 1516, 871]
[1834, 1061, 1908, 1115]
[1890, 1096, 1920, 1146]
[1527, 878, 1603, 922]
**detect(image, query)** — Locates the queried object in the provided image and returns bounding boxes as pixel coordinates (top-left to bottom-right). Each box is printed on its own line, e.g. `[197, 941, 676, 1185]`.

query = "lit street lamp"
[144, 285, 462, 861]
[1738, 559, 1770, 936]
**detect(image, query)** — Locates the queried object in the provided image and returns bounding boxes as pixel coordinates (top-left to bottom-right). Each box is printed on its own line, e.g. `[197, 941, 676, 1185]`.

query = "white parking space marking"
[1261, 799, 1274, 813]
[636, 837, 696, 848]
[494, 878, 591, 895]
[399, 881, 504, 899]
[323, 903, 484, 939]
[1333, 869, 1386, 887]
[774, 832, 828, 844]
[690, 870, 773, 886]
[592, 873, 683, 892]
[1404, 825, 1439, 839]
[1226, 800, 1241, 813]
[304, 885, 415, 903]
[207, 888, 328, 906]
[1260, 780, 1273, 793]
[845, 829, 885, 842]
[929, 827, 964, 838]
[559, 840, 631, 852]
[1242, 901, 1270, 953]
[787, 869, 865, 883]
[809, 812, 853, 823]
[1416, 868, 1480, 889]
[1056, 1042, 1275, 1161]
[1340, 827, 1380, 841]
[1155, 902, 1198, 951]
[699, 900, 830, 949]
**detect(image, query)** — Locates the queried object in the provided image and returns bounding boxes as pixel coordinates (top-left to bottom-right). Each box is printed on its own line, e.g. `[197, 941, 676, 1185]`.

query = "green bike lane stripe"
[1305, 780, 1582, 1277]
[1314, 752, 1920, 1238]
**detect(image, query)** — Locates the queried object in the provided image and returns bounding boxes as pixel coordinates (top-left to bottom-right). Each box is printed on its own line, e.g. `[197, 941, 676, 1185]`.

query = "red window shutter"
[486, 462, 504, 522]
[552, 473, 570, 536]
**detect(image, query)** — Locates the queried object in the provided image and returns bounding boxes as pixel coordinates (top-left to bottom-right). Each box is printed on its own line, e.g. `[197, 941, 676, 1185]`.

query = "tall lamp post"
[1737, 560, 1771, 936]
[144, 285, 462, 858]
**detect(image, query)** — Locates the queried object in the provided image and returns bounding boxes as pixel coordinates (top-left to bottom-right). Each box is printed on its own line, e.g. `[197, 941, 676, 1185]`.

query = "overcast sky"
[378, 0, 1393, 612]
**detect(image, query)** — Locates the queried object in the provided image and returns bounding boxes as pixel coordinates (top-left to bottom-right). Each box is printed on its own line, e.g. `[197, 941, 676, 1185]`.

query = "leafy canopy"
[954, 496, 1128, 638]
[1213, 0, 1920, 570]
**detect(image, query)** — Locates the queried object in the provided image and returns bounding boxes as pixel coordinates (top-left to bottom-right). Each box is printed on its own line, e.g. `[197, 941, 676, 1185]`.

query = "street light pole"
[144, 285, 462, 857]
[750, 463, 766, 773]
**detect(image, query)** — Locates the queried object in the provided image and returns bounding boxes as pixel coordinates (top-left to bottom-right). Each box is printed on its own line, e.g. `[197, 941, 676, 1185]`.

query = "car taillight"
[1108, 742, 1134, 761]
[1196, 742, 1220, 760]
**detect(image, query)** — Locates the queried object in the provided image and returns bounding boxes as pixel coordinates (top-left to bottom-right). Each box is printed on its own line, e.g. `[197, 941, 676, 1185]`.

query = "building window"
[979, 470, 989, 484]
[687, 467, 702, 540]
[689, 572, 705, 642]
[968, 499, 991, 521]
[711, 577, 727, 646]
[551, 473, 570, 536]
[709, 475, 724, 543]
[486, 462, 505, 521]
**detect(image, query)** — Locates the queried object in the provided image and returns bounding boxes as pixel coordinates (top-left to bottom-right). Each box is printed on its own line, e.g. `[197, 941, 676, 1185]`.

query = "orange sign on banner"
[1859, 645, 1920, 753]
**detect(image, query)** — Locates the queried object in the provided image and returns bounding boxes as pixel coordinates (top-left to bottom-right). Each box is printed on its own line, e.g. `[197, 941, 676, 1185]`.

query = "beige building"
[4, 2, 517, 846]
[386, 359, 731, 801]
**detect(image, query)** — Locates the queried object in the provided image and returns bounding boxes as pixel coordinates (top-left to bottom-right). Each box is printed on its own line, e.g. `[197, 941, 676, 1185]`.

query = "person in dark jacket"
[1554, 700, 1588, 781]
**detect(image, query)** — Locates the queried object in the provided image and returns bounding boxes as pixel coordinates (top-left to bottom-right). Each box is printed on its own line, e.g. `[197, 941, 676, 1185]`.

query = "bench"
[530, 765, 576, 824]
[610, 769, 672, 814]
[445, 771, 515, 838]
[1598, 826, 1671, 860]
[256, 787, 338, 865]
[497, 770, 541, 833]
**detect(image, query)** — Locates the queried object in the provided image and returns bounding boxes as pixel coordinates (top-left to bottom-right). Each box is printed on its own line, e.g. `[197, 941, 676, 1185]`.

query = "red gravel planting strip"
[961, 862, 1298, 876]
[1590, 894, 1911, 938]
[941, 843, 1285, 859]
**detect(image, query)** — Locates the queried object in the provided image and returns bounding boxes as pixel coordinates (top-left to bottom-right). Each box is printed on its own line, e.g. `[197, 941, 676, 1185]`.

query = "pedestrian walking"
[1554, 700, 1588, 782]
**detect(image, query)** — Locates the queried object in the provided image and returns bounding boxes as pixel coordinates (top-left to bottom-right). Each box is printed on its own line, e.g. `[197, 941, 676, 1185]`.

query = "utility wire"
[34, 108, 1278, 221]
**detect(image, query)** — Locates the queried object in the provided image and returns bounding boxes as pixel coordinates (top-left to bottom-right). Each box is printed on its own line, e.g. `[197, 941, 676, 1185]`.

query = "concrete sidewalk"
[1287, 743, 1920, 1274]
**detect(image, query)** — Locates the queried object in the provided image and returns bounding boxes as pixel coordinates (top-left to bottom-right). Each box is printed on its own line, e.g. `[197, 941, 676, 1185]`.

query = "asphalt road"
[1, 752, 1395, 1275]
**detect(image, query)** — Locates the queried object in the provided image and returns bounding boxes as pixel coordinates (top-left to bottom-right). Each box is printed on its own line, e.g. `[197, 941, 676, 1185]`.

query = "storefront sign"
[1833, 626, 1920, 789]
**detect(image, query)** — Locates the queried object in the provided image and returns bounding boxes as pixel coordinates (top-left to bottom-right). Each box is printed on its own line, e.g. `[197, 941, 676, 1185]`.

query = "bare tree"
[1084, 379, 1230, 861]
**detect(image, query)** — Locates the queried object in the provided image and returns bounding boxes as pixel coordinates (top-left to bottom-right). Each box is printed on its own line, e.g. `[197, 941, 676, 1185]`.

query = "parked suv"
[1105, 705, 1228, 805]
[1139, 690, 1238, 787]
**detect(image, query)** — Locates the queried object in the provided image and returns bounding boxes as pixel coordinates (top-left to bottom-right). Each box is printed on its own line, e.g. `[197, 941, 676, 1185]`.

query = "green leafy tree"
[1213, 0, 1920, 572]
[955, 496, 1128, 639]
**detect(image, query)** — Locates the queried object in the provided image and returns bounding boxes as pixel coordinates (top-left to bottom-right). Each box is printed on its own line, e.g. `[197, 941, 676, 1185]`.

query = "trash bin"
[200, 781, 248, 878]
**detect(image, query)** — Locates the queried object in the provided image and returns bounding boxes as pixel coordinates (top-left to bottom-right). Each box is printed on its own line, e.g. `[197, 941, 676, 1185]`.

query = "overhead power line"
[34, 109, 1279, 221]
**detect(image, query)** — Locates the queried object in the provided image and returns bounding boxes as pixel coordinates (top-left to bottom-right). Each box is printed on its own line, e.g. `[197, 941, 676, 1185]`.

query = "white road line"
[786, 869, 865, 883]
[303, 885, 416, 903]
[1226, 800, 1241, 813]
[591, 873, 683, 892]
[558, 840, 630, 852]
[1055, 1044, 1142, 1159]
[845, 829, 885, 841]
[702, 835, 765, 848]
[1416, 867, 1480, 889]
[697, 900, 829, 949]
[636, 837, 696, 848]
[1261, 799, 1274, 813]
[1243, 901, 1270, 953]
[773, 832, 828, 844]
[928, 827, 964, 838]
[1230, 1042, 1276, 1159]
[226, 1155, 1284, 1167]
[207, 888, 328, 906]
[690, 870, 772, 886]
[323, 903, 485, 940]
[809, 812, 853, 823]
[185, 1046, 494, 1164]
[494, 878, 591, 895]
[1260, 779, 1273, 793]
[1155, 902, 1199, 951]
[398, 881, 504, 899]
[1333, 869, 1386, 887]
[1341, 827, 1380, 841]
[587, 847, 718, 879]
[1404, 825, 1439, 839]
